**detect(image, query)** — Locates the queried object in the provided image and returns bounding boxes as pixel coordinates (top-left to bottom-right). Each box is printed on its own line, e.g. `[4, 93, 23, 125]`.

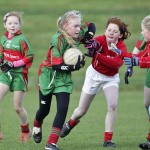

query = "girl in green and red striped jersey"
[0, 11, 34, 142]
[32, 10, 95, 150]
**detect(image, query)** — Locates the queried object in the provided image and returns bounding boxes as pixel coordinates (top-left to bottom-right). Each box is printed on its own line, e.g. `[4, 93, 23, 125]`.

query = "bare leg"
[0, 83, 9, 140]
[60, 91, 96, 138]
[103, 86, 118, 132]
[71, 91, 96, 121]
[13, 91, 28, 125]
[14, 91, 31, 142]
[144, 86, 150, 117]
[139, 86, 150, 149]
[0, 83, 9, 103]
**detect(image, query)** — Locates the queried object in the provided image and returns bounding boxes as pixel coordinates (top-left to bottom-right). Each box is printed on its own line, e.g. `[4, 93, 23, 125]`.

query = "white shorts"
[82, 65, 120, 94]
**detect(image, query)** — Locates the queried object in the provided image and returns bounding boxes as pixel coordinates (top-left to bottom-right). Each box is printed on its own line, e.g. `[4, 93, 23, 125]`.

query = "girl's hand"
[123, 55, 139, 67]
[110, 43, 121, 55]
[1, 62, 14, 72]
[124, 67, 133, 84]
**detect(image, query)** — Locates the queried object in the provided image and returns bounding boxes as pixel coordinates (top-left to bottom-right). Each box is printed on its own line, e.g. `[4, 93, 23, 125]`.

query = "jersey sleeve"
[95, 53, 123, 70]
[136, 45, 150, 68]
[20, 37, 34, 68]
[94, 40, 129, 69]
[138, 56, 150, 68]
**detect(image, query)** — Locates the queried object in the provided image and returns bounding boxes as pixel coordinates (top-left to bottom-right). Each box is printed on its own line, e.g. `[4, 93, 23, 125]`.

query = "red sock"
[104, 132, 113, 142]
[69, 119, 80, 127]
[33, 118, 43, 127]
[47, 127, 61, 144]
[147, 132, 150, 140]
[21, 124, 29, 133]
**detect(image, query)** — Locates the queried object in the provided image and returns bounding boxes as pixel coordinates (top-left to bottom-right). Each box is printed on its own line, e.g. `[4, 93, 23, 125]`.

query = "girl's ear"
[63, 23, 68, 31]
[3, 23, 6, 29]
[119, 34, 123, 39]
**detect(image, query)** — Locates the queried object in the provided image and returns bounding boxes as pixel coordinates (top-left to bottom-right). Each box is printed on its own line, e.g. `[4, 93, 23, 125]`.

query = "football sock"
[104, 132, 113, 142]
[148, 132, 150, 141]
[147, 117, 150, 140]
[33, 118, 43, 127]
[47, 127, 61, 144]
[69, 119, 80, 127]
[21, 123, 30, 133]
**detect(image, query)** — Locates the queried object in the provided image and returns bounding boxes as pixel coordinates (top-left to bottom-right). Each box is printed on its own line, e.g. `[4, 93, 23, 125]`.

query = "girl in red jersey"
[117, 16, 150, 150]
[60, 16, 131, 148]
[122, 17, 150, 69]
[0, 11, 34, 142]
[103, 16, 150, 149]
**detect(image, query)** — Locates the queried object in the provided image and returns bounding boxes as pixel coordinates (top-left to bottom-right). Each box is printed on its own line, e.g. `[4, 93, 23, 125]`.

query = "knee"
[108, 103, 118, 112]
[41, 109, 49, 117]
[37, 105, 50, 118]
[14, 106, 22, 114]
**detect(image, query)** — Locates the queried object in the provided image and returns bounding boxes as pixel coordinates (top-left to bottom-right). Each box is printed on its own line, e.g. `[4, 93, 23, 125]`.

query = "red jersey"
[121, 35, 150, 68]
[136, 42, 150, 68]
[92, 35, 127, 76]
[135, 38, 143, 49]
[135, 34, 146, 50]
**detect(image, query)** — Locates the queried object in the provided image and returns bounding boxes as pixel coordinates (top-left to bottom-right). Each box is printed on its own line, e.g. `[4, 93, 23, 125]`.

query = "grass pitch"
[0, 0, 150, 149]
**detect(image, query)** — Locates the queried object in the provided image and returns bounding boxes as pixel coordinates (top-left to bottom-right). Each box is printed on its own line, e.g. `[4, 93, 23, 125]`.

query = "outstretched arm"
[110, 43, 132, 59]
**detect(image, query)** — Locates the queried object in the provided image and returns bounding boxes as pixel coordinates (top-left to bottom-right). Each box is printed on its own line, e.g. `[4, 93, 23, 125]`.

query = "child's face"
[65, 18, 81, 39]
[141, 25, 150, 42]
[105, 23, 122, 45]
[4, 16, 21, 35]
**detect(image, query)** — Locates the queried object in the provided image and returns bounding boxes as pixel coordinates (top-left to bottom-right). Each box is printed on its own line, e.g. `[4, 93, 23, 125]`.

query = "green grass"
[0, 89, 147, 150]
[0, 0, 150, 149]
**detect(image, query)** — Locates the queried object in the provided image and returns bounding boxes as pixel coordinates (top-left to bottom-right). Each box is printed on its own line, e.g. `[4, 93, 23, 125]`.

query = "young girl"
[0, 11, 34, 142]
[32, 10, 95, 150]
[60, 16, 131, 147]
[132, 35, 150, 150]
[106, 15, 150, 149]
